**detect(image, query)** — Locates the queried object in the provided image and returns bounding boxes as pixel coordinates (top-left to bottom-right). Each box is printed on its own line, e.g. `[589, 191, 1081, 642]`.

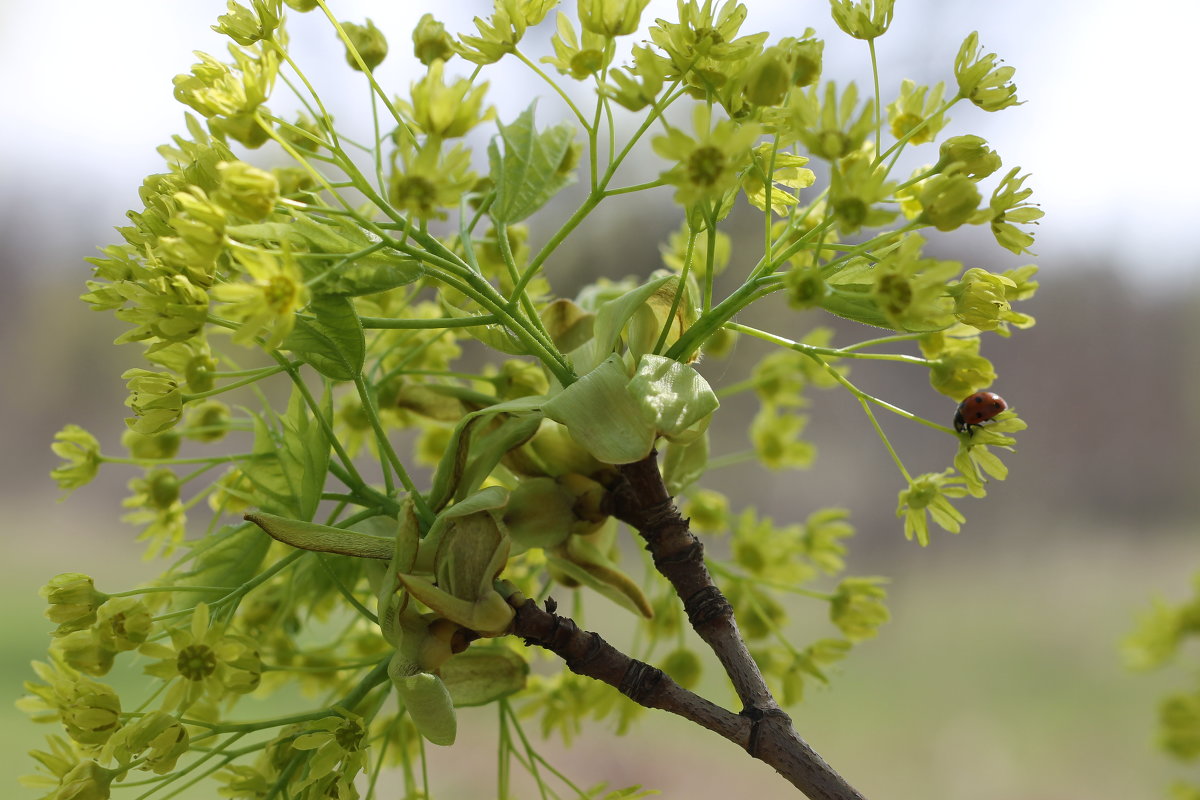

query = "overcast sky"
[2, 0, 1196, 284]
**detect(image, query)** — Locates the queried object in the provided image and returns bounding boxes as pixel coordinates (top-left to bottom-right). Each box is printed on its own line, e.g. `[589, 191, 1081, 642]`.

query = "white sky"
[2, 0, 1197, 281]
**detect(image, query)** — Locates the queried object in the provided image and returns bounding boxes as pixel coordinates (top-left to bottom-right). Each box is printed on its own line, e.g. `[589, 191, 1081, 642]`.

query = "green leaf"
[244, 512, 394, 559]
[244, 385, 331, 520]
[627, 354, 719, 439]
[427, 397, 544, 511]
[441, 646, 528, 707]
[390, 666, 457, 746]
[574, 275, 675, 373]
[542, 355, 656, 465]
[228, 216, 422, 296]
[169, 523, 271, 608]
[488, 103, 577, 224]
[283, 295, 365, 381]
[661, 431, 709, 495]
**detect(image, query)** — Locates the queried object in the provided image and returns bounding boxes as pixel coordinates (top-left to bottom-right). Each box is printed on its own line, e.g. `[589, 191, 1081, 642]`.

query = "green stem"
[353, 373, 434, 526]
[359, 314, 499, 329]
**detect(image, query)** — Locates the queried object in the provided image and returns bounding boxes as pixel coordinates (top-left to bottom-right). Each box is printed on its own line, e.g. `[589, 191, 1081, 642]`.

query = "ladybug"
[954, 391, 1007, 434]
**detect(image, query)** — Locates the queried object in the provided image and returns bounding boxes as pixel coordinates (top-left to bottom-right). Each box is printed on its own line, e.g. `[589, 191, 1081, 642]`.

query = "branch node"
[742, 706, 791, 757]
[683, 585, 733, 628]
[618, 660, 664, 705]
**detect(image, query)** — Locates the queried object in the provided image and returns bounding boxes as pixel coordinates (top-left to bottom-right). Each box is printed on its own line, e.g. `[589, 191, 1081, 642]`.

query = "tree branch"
[595, 450, 867, 799]
[509, 596, 866, 800]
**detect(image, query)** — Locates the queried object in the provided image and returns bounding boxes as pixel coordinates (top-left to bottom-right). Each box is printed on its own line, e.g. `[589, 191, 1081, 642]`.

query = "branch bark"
[483, 450, 865, 798]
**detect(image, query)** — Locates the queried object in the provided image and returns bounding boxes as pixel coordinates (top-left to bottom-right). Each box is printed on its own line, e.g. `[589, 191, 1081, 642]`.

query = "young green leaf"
[283, 295, 366, 381]
[488, 103, 577, 223]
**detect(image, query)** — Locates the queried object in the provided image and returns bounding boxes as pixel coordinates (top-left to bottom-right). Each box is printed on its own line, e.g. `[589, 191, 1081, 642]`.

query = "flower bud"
[918, 171, 981, 232]
[216, 161, 279, 221]
[212, 0, 281, 46]
[937, 135, 1001, 179]
[413, 13, 455, 66]
[96, 596, 153, 652]
[579, 0, 651, 37]
[62, 679, 122, 746]
[41, 574, 106, 634]
[51, 427, 102, 494]
[342, 19, 388, 72]
[122, 429, 181, 460]
[122, 370, 184, 435]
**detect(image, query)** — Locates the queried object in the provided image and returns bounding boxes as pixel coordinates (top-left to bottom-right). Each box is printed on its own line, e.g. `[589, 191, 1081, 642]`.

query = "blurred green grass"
[3, 506, 1190, 799]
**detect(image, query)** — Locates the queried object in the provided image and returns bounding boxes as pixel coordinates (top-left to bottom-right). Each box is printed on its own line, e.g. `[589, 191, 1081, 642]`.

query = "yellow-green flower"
[887, 79, 948, 145]
[41, 573, 106, 636]
[388, 138, 477, 221]
[51, 427, 102, 494]
[95, 597, 154, 653]
[917, 169, 981, 232]
[400, 59, 494, 139]
[949, 267, 1034, 333]
[829, 148, 896, 233]
[829, 577, 889, 640]
[19, 660, 122, 747]
[750, 405, 816, 470]
[216, 161, 279, 221]
[784, 82, 875, 161]
[542, 13, 613, 80]
[742, 145, 815, 215]
[925, 334, 996, 399]
[141, 603, 262, 712]
[976, 167, 1043, 254]
[652, 105, 760, 208]
[456, 0, 557, 64]
[122, 370, 184, 435]
[954, 31, 1020, 112]
[936, 134, 1001, 179]
[212, 0, 281, 46]
[866, 234, 958, 330]
[212, 246, 310, 348]
[830, 0, 894, 41]
[896, 470, 968, 546]
[101, 711, 189, 774]
[580, 0, 651, 37]
[649, 0, 768, 75]
[953, 411, 1024, 497]
[290, 711, 368, 789]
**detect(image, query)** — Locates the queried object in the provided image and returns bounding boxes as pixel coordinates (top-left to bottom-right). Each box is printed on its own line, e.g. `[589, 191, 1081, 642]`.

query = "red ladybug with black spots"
[954, 391, 1007, 435]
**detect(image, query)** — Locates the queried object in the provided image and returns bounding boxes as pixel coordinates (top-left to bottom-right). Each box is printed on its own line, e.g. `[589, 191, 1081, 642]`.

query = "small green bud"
[413, 13, 455, 66]
[61, 678, 122, 746]
[341, 19, 388, 72]
[105, 711, 189, 774]
[937, 134, 1001, 179]
[216, 161, 279, 221]
[185, 400, 232, 443]
[683, 489, 729, 533]
[829, 577, 889, 641]
[784, 264, 829, 309]
[53, 629, 116, 677]
[41, 574, 106, 635]
[121, 429, 182, 460]
[702, 325, 738, 359]
[918, 170, 981, 232]
[96, 597, 154, 652]
[927, 337, 996, 399]
[579, 0, 651, 37]
[122, 370, 184, 435]
[742, 45, 793, 107]
[661, 648, 702, 690]
[53, 760, 119, 800]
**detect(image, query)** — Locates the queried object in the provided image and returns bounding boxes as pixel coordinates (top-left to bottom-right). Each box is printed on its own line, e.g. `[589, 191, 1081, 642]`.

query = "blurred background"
[1, 1, 1198, 798]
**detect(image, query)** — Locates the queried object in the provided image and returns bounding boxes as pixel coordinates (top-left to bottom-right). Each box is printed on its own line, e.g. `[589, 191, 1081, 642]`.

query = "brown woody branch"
[510, 596, 865, 800]
[595, 451, 867, 800]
